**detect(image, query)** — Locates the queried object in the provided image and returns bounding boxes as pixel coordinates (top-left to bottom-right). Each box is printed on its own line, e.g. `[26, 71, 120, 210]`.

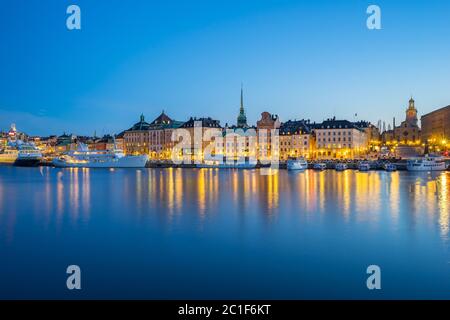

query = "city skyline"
[2, 0, 450, 135]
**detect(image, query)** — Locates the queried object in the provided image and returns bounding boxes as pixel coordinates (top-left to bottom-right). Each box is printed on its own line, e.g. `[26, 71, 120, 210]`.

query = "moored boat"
[406, 155, 447, 172]
[287, 157, 308, 171]
[52, 143, 148, 168]
[13, 143, 42, 167]
[335, 163, 348, 171]
[384, 163, 397, 172]
[358, 161, 371, 172]
[0, 147, 19, 164]
[313, 163, 327, 171]
[197, 158, 256, 169]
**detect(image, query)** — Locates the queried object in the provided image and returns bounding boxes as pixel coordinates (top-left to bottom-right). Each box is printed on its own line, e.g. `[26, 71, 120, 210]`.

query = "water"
[0, 166, 449, 299]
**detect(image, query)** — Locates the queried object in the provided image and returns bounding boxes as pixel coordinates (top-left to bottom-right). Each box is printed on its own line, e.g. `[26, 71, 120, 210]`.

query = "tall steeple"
[237, 83, 248, 128]
[406, 96, 418, 126]
[240, 83, 244, 113]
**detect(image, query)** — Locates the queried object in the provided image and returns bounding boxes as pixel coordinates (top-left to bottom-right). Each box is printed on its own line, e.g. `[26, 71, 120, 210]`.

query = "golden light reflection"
[197, 169, 206, 217]
[341, 171, 351, 219]
[388, 172, 400, 226]
[69, 168, 80, 223]
[438, 173, 449, 239]
[56, 170, 64, 223]
[82, 168, 90, 221]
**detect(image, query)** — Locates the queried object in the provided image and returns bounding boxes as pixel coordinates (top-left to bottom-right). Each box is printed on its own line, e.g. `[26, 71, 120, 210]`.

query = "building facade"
[314, 118, 368, 159]
[421, 105, 450, 143]
[421, 105, 450, 153]
[279, 120, 315, 160]
[256, 112, 280, 161]
[389, 98, 421, 144]
[123, 112, 183, 159]
[176, 117, 221, 162]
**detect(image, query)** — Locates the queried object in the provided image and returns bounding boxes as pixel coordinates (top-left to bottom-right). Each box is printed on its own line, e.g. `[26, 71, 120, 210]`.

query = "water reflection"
[0, 167, 449, 243]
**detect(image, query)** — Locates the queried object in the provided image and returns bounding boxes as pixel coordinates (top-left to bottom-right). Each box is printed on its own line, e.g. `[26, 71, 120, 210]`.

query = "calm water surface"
[0, 166, 449, 299]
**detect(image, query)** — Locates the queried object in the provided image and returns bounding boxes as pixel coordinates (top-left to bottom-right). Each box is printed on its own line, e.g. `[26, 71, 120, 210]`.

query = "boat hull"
[0, 157, 18, 164]
[406, 163, 446, 171]
[53, 155, 148, 168]
[14, 158, 41, 167]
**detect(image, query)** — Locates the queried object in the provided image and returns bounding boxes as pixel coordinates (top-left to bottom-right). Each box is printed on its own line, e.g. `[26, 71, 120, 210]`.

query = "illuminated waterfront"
[0, 166, 449, 299]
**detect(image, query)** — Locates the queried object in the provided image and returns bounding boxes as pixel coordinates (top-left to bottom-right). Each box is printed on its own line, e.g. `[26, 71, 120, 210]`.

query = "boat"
[197, 158, 256, 169]
[52, 143, 148, 168]
[358, 161, 371, 172]
[286, 158, 308, 171]
[13, 143, 42, 167]
[0, 147, 19, 164]
[384, 163, 397, 172]
[313, 163, 327, 171]
[406, 155, 447, 172]
[335, 163, 348, 171]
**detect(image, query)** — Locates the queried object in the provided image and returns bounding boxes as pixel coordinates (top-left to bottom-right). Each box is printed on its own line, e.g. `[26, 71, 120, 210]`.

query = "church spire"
[240, 83, 244, 113]
[237, 83, 248, 128]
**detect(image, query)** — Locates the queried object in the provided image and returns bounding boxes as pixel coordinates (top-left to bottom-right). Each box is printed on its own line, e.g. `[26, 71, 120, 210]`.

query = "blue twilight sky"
[1, 0, 450, 136]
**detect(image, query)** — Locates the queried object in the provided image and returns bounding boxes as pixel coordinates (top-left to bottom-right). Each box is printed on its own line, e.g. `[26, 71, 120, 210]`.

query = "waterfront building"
[256, 111, 280, 161]
[421, 105, 450, 153]
[91, 135, 115, 151]
[385, 98, 421, 145]
[353, 120, 381, 154]
[215, 87, 257, 161]
[123, 114, 151, 155]
[115, 131, 125, 151]
[382, 98, 422, 158]
[394, 97, 421, 144]
[56, 133, 76, 152]
[314, 118, 368, 159]
[123, 112, 183, 159]
[279, 119, 315, 160]
[38, 135, 58, 154]
[177, 117, 221, 162]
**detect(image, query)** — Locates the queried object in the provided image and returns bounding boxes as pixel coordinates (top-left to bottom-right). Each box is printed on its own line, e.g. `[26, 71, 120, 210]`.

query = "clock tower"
[406, 97, 418, 126]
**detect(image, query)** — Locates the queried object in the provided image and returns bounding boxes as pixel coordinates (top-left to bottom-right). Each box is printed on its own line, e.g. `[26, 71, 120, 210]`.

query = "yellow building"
[123, 112, 183, 159]
[175, 117, 222, 162]
[314, 118, 368, 159]
[421, 105, 450, 152]
[279, 120, 315, 160]
[256, 111, 281, 161]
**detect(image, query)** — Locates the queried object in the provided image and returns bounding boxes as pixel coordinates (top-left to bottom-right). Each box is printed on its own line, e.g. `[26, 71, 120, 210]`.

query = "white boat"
[14, 143, 42, 167]
[335, 163, 348, 171]
[53, 143, 148, 168]
[313, 163, 327, 171]
[287, 158, 308, 171]
[358, 161, 371, 172]
[384, 163, 397, 172]
[406, 156, 447, 172]
[0, 148, 19, 164]
[197, 159, 256, 169]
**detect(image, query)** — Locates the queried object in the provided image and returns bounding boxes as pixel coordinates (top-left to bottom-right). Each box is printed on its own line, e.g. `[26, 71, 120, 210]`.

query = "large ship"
[406, 155, 447, 172]
[14, 143, 43, 167]
[52, 143, 148, 168]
